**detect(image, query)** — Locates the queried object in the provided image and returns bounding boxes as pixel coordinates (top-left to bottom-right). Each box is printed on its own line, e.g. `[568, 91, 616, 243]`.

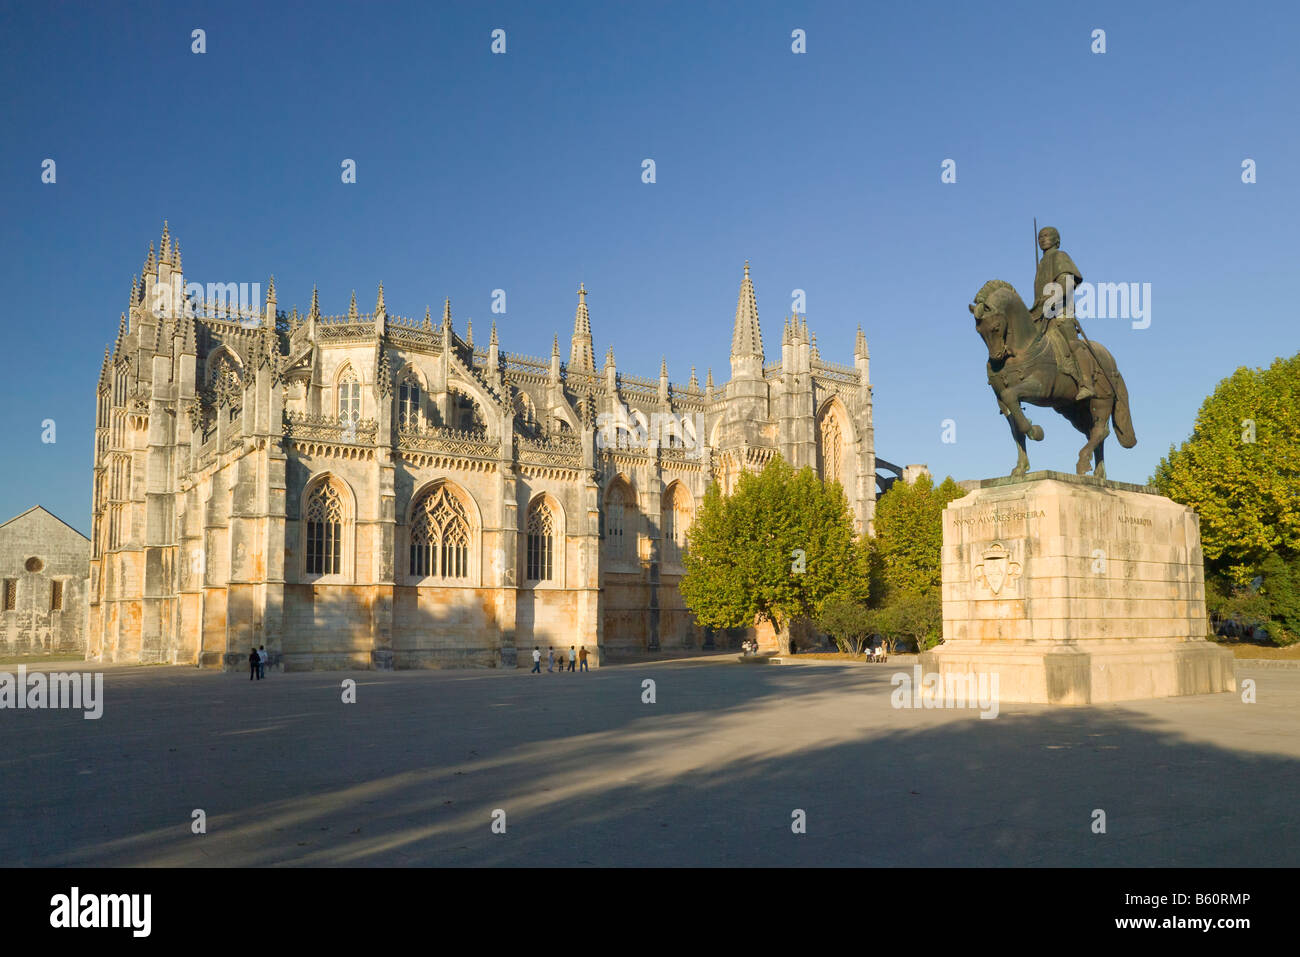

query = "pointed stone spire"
[114, 313, 127, 356]
[810, 330, 820, 362]
[159, 221, 171, 263]
[152, 311, 164, 353]
[570, 282, 595, 373]
[347, 290, 358, 321]
[267, 275, 277, 303]
[730, 260, 763, 362]
[423, 305, 432, 331]
[309, 285, 321, 320]
[552, 334, 560, 358]
[172, 240, 182, 271]
[855, 324, 868, 358]
[376, 343, 392, 396]
[442, 297, 452, 330]
[705, 368, 714, 394]
[129, 275, 139, 312]
[375, 281, 386, 317]
[489, 320, 498, 346]
[783, 316, 791, 346]
[466, 319, 473, 349]
[144, 242, 156, 275]
[800, 316, 809, 342]
[259, 311, 279, 370]
[689, 366, 699, 391]
[603, 344, 617, 391]
[99, 346, 112, 390]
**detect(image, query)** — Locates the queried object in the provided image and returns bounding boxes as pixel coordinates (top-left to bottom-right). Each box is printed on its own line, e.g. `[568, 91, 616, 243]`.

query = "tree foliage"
[816, 597, 873, 655]
[681, 458, 865, 648]
[870, 473, 967, 603]
[1152, 354, 1300, 584]
[863, 473, 964, 651]
[866, 592, 943, 653]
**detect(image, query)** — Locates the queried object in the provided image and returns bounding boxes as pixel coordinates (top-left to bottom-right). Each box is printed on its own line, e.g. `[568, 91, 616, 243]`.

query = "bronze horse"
[970, 279, 1135, 479]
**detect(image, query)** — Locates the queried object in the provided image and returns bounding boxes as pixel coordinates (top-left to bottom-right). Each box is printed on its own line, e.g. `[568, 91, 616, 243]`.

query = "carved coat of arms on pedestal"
[973, 541, 1022, 596]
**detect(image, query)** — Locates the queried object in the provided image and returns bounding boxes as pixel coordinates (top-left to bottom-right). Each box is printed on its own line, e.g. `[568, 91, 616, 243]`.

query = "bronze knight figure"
[970, 226, 1136, 479]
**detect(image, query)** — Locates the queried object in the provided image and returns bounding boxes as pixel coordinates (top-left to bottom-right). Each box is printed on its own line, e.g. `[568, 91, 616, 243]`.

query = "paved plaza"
[3, 658, 1298, 867]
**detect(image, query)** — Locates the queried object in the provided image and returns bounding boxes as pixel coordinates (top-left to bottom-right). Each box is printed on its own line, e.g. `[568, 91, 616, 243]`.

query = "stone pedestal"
[919, 471, 1234, 705]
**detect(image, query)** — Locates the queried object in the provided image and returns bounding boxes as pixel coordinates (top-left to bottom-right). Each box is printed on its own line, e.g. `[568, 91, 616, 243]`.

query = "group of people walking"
[531, 645, 589, 673]
[248, 645, 269, 680]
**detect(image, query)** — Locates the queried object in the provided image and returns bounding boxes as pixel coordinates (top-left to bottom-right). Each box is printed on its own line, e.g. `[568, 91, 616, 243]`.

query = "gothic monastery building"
[88, 224, 879, 669]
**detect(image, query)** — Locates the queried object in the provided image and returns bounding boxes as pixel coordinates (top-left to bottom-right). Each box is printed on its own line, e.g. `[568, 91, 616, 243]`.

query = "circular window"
[25, 557, 44, 573]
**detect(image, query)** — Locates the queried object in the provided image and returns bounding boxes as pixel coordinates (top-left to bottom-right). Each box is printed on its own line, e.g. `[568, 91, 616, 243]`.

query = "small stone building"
[0, 506, 90, 657]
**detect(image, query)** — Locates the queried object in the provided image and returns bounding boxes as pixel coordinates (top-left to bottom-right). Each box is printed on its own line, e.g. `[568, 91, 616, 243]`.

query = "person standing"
[567, 645, 577, 672]
[578, 645, 589, 672]
[257, 644, 268, 680]
[249, 647, 259, 681]
[547, 646, 555, 673]
[531, 646, 542, 674]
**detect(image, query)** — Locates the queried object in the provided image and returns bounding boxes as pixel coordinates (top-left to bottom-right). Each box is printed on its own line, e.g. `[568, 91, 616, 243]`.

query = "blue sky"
[1, 0, 1296, 532]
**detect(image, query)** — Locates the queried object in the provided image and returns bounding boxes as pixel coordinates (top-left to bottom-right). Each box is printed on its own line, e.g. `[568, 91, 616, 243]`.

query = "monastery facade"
[87, 225, 876, 669]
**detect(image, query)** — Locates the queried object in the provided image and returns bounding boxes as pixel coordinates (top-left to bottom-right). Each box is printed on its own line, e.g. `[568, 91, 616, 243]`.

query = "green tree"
[816, 597, 873, 655]
[866, 592, 942, 653]
[1257, 552, 1300, 645]
[871, 473, 966, 604]
[681, 458, 865, 654]
[1152, 353, 1300, 584]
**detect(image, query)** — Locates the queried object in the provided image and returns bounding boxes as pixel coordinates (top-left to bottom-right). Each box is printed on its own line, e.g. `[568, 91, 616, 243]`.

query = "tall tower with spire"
[569, 283, 595, 374]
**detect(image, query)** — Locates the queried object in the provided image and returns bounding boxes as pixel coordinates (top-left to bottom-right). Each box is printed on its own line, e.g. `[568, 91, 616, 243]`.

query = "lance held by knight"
[1028, 225, 1098, 401]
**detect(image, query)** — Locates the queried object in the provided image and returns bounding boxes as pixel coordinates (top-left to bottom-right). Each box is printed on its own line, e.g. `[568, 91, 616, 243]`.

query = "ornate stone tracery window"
[398, 374, 421, 429]
[337, 366, 361, 426]
[525, 499, 554, 582]
[410, 483, 471, 579]
[305, 481, 345, 575]
[818, 406, 844, 487]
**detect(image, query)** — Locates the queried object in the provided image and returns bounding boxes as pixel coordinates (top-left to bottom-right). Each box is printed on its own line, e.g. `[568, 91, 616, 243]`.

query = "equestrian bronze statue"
[969, 227, 1135, 479]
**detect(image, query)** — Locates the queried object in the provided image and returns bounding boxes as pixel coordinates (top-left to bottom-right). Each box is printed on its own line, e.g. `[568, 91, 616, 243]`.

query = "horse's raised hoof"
[1076, 456, 1091, 475]
[1028, 425, 1044, 442]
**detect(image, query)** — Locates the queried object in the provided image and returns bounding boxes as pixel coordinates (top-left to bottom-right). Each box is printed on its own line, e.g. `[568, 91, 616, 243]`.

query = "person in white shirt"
[531, 646, 542, 674]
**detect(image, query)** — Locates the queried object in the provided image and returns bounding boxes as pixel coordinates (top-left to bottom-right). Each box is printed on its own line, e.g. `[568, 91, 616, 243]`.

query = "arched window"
[410, 484, 471, 579]
[450, 389, 486, 432]
[817, 405, 845, 487]
[514, 392, 539, 436]
[337, 367, 361, 426]
[662, 483, 693, 563]
[526, 499, 554, 582]
[398, 375, 421, 429]
[305, 481, 345, 575]
[603, 480, 635, 563]
[212, 356, 242, 421]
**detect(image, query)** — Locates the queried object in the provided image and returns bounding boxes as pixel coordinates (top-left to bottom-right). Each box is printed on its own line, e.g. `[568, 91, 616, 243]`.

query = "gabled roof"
[0, 506, 90, 541]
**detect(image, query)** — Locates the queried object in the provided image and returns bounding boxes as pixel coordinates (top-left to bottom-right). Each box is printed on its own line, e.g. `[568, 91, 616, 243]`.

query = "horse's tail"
[1110, 366, 1137, 449]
